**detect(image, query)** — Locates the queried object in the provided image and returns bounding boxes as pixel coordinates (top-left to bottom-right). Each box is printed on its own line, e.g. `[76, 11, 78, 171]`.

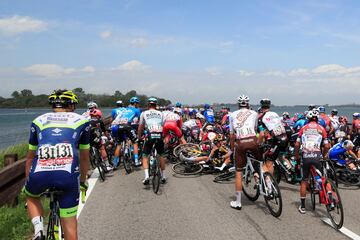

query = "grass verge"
[0, 142, 28, 169]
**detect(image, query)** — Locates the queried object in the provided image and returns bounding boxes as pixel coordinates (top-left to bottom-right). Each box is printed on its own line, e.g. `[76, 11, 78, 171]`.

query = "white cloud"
[205, 67, 221, 76]
[24, 64, 95, 77]
[113, 60, 150, 72]
[312, 64, 347, 74]
[100, 30, 112, 39]
[0, 15, 47, 35]
[288, 68, 309, 76]
[238, 70, 255, 77]
[264, 71, 286, 77]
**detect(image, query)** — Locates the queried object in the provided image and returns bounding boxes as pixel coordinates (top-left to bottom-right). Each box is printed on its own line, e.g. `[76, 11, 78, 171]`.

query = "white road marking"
[77, 169, 99, 218]
[321, 218, 360, 240]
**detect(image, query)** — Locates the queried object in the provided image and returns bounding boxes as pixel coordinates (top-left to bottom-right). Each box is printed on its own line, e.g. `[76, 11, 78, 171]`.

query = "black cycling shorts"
[301, 158, 322, 181]
[111, 124, 138, 144]
[142, 133, 165, 156]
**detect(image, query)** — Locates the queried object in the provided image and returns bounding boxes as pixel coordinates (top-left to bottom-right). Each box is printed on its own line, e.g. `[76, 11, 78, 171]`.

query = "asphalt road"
[78, 165, 360, 240]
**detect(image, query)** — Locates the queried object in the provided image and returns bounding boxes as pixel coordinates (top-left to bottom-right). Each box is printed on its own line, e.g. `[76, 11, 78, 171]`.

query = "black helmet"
[260, 98, 271, 108]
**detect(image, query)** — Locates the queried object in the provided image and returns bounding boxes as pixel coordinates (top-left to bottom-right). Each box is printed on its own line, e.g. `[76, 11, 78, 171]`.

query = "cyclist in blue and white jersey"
[111, 99, 141, 167]
[138, 97, 167, 184]
[294, 113, 306, 132]
[203, 103, 215, 126]
[111, 100, 126, 121]
[329, 140, 358, 170]
[24, 90, 90, 240]
[128, 97, 142, 131]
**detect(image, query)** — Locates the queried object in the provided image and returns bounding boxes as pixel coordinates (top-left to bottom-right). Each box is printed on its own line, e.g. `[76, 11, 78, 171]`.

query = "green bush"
[0, 143, 28, 169]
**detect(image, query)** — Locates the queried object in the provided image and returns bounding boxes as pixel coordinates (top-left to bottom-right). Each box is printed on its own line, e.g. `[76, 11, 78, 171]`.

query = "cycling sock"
[219, 163, 226, 170]
[236, 191, 241, 203]
[104, 160, 110, 166]
[31, 216, 44, 235]
[300, 197, 305, 208]
[144, 169, 149, 179]
[160, 170, 166, 178]
[134, 154, 139, 161]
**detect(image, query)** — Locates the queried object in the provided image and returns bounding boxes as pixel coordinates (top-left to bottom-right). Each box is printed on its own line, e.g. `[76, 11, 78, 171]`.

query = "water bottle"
[315, 175, 322, 190]
[149, 156, 154, 166]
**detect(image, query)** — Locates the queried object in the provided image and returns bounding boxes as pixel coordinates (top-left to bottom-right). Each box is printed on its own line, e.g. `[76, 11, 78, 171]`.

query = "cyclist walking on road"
[24, 90, 90, 240]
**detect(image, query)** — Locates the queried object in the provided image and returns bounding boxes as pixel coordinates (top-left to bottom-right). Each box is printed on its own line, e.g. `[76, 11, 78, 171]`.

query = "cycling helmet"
[308, 104, 316, 111]
[166, 104, 174, 111]
[306, 109, 319, 121]
[129, 97, 140, 104]
[237, 95, 249, 107]
[48, 90, 78, 108]
[87, 101, 98, 109]
[331, 109, 338, 115]
[342, 140, 354, 150]
[257, 107, 263, 113]
[196, 112, 205, 119]
[173, 107, 182, 115]
[214, 134, 224, 143]
[353, 112, 360, 119]
[339, 116, 348, 123]
[116, 100, 123, 107]
[175, 102, 182, 108]
[204, 104, 210, 109]
[282, 112, 290, 118]
[318, 106, 325, 113]
[205, 124, 214, 131]
[90, 109, 103, 118]
[260, 98, 271, 108]
[189, 109, 197, 117]
[148, 97, 158, 104]
[297, 113, 305, 120]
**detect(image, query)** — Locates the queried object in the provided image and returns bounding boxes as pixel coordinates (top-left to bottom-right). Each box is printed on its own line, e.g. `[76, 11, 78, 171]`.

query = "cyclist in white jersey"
[229, 95, 261, 210]
[138, 98, 167, 184]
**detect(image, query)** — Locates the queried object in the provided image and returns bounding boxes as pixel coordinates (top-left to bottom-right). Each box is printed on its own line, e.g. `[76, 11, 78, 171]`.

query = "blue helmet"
[318, 106, 325, 113]
[189, 109, 197, 117]
[148, 97, 158, 104]
[130, 96, 140, 104]
[175, 102, 182, 108]
[204, 104, 210, 109]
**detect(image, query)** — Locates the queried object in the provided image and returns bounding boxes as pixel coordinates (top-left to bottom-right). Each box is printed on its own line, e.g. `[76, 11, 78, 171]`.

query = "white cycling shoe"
[230, 201, 242, 210]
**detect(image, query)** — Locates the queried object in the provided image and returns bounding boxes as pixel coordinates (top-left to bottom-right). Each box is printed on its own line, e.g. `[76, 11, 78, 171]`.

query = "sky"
[1, 0, 360, 105]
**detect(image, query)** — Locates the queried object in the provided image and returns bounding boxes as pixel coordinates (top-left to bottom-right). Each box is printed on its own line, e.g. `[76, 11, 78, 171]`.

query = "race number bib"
[35, 143, 74, 173]
[236, 126, 256, 139]
[302, 135, 321, 152]
[148, 124, 163, 133]
[272, 124, 285, 136]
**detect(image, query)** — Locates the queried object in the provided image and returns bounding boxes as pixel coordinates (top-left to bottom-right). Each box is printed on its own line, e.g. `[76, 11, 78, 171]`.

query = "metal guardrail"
[0, 116, 112, 207]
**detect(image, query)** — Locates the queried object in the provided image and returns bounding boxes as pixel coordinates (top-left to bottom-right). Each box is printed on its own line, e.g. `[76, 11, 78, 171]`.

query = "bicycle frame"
[310, 165, 333, 205]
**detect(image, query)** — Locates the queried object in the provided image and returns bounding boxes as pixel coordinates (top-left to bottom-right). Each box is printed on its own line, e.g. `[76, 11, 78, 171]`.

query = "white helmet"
[237, 95, 249, 107]
[306, 109, 319, 120]
[87, 101, 98, 109]
[342, 140, 354, 150]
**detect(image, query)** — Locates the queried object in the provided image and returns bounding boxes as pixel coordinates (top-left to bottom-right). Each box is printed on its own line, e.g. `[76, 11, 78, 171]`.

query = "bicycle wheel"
[97, 163, 106, 182]
[326, 161, 338, 187]
[172, 162, 203, 175]
[173, 143, 202, 157]
[123, 153, 132, 174]
[242, 168, 260, 201]
[152, 166, 161, 194]
[89, 150, 96, 169]
[325, 178, 344, 230]
[213, 171, 235, 183]
[309, 174, 316, 211]
[263, 172, 283, 218]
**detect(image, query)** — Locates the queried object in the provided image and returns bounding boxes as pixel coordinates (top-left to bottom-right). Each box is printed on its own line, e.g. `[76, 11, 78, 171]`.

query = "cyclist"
[203, 103, 215, 125]
[294, 113, 307, 132]
[83, 101, 98, 119]
[329, 140, 359, 170]
[229, 95, 260, 210]
[111, 99, 141, 168]
[138, 97, 167, 184]
[258, 98, 288, 176]
[318, 106, 332, 133]
[163, 107, 186, 145]
[182, 110, 202, 142]
[24, 90, 90, 240]
[282, 112, 294, 128]
[295, 109, 330, 214]
[89, 109, 113, 172]
[111, 100, 126, 121]
[128, 97, 141, 129]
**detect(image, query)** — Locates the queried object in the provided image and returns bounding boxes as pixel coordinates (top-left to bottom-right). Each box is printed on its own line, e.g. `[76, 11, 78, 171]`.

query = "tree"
[73, 87, 85, 94]
[20, 89, 33, 97]
[11, 91, 20, 98]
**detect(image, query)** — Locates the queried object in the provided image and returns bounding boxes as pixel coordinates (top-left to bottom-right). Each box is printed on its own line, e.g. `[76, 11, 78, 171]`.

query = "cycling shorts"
[265, 134, 288, 161]
[235, 137, 261, 171]
[163, 122, 183, 138]
[24, 171, 80, 218]
[301, 157, 322, 181]
[111, 124, 138, 143]
[142, 133, 165, 156]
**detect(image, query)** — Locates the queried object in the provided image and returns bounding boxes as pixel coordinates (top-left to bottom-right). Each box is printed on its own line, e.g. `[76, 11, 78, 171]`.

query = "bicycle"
[149, 148, 162, 194]
[242, 152, 283, 218]
[213, 165, 235, 183]
[43, 188, 64, 240]
[121, 136, 134, 174]
[309, 159, 344, 229]
[90, 145, 106, 181]
[172, 143, 204, 175]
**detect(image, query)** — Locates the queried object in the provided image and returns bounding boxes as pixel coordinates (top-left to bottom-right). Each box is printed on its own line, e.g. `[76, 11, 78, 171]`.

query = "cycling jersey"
[139, 109, 164, 156]
[353, 119, 360, 134]
[163, 112, 183, 138]
[111, 107, 126, 120]
[304, 118, 326, 129]
[24, 112, 90, 218]
[127, 106, 141, 126]
[294, 119, 307, 132]
[112, 107, 139, 125]
[258, 111, 286, 137]
[320, 113, 331, 131]
[297, 122, 328, 159]
[330, 116, 340, 131]
[229, 109, 258, 139]
[89, 117, 106, 146]
[329, 142, 347, 165]
[203, 109, 215, 124]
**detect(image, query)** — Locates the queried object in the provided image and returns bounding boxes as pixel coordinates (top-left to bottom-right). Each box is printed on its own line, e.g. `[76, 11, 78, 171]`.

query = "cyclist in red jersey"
[295, 109, 330, 214]
[163, 107, 186, 145]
